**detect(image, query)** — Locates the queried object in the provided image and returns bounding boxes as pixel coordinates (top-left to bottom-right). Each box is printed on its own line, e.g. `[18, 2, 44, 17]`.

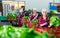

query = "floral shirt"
[38, 16, 50, 28]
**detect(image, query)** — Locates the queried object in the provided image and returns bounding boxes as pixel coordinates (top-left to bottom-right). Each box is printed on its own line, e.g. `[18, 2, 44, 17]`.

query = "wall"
[20, 0, 53, 11]
[2, 0, 60, 11]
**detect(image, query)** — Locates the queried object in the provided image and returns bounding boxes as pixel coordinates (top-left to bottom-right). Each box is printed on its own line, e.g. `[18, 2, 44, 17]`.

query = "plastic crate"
[0, 16, 7, 20]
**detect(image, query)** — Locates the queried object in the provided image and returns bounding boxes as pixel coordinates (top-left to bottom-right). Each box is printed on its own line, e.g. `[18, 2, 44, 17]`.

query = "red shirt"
[38, 16, 50, 28]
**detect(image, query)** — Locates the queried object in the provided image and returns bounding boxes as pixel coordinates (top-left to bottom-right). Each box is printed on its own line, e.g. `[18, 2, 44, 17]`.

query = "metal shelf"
[51, 13, 60, 17]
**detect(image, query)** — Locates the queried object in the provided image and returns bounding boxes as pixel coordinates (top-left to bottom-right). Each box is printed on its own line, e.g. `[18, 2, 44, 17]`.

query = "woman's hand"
[27, 17, 30, 22]
[40, 24, 44, 26]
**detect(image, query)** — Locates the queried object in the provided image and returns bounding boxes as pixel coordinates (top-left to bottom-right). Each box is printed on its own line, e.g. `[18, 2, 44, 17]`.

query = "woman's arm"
[38, 17, 45, 27]
[29, 12, 32, 18]
[38, 17, 43, 27]
[32, 13, 38, 21]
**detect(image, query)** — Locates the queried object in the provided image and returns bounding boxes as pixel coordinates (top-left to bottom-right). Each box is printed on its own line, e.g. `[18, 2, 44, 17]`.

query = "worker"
[18, 8, 25, 27]
[8, 5, 17, 26]
[27, 8, 38, 28]
[37, 9, 50, 32]
[8, 5, 16, 14]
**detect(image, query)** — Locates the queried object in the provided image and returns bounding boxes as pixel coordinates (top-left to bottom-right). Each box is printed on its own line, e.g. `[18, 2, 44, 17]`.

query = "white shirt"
[8, 10, 16, 14]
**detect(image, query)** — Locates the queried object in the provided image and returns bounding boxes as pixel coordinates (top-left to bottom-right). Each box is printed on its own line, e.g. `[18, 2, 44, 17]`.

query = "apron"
[30, 14, 35, 21]
[30, 13, 38, 21]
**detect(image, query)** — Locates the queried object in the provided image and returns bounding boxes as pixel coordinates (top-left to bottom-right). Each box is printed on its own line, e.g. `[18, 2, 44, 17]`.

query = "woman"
[27, 8, 38, 28]
[18, 9, 25, 27]
[8, 5, 17, 26]
[8, 5, 16, 14]
[36, 9, 50, 32]
[29, 8, 38, 21]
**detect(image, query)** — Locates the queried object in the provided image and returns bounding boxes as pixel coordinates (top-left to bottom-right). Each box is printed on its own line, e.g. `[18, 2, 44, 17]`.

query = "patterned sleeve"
[38, 17, 41, 27]
[47, 17, 50, 25]
[32, 13, 38, 21]
[29, 12, 32, 18]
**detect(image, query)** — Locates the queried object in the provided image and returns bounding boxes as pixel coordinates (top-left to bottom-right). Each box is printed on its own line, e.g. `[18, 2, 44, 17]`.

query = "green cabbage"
[8, 13, 17, 18]
[50, 16, 60, 26]
[0, 25, 55, 38]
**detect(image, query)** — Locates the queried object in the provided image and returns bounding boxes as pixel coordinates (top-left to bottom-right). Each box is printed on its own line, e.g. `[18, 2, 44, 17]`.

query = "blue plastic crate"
[50, 6, 57, 10]
[49, 2, 57, 10]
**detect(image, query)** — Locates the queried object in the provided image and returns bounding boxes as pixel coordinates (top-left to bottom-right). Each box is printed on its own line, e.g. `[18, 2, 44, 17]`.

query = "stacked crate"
[50, 3, 58, 14]
[50, 3, 60, 13]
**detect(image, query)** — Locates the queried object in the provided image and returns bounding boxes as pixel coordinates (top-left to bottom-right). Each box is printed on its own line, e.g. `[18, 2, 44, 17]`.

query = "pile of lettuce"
[8, 13, 17, 19]
[0, 25, 55, 38]
[50, 16, 60, 26]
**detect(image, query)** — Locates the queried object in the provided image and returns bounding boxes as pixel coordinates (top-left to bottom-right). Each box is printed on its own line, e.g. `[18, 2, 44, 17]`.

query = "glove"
[44, 22, 48, 25]
[43, 22, 49, 27]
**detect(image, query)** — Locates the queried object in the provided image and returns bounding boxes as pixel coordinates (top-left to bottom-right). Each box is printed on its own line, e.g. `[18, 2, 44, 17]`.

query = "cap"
[41, 8, 47, 13]
[33, 8, 37, 10]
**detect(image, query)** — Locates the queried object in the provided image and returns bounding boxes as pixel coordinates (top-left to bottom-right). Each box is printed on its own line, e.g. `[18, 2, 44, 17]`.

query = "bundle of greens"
[50, 16, 60, 26]
[8, 13, 17, 18]
[0, 25, 55, 38]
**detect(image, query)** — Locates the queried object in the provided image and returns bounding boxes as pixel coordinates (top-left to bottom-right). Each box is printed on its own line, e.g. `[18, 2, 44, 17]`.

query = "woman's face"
[42, 11, 47, 16]
[33, 10, 37, 14]
[11, 6, 14, 10]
